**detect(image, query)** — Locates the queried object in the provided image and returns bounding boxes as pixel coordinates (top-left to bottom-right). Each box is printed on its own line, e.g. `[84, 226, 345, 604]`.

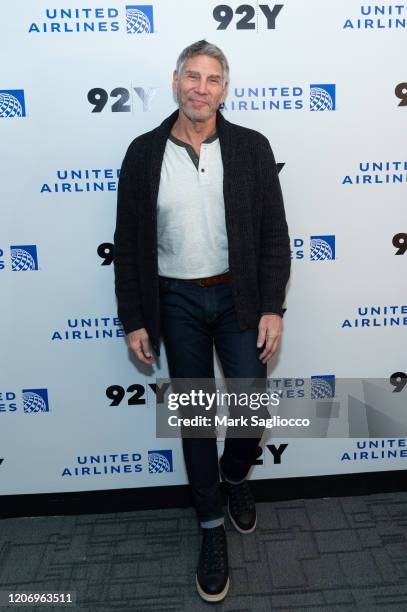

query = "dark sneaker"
[196, 525, 229, 603]
[226, 480, 257, 534]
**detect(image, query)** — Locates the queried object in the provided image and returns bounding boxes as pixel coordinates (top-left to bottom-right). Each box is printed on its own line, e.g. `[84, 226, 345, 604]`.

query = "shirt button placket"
[200, 147, 207, 182]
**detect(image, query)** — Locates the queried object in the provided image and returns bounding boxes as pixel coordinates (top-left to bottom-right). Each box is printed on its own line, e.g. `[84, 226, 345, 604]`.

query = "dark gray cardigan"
[113, 109, 291, 356]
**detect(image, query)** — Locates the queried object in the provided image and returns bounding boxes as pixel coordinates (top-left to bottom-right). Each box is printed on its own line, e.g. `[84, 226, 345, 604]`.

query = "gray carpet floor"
[1, 492, 407, 611]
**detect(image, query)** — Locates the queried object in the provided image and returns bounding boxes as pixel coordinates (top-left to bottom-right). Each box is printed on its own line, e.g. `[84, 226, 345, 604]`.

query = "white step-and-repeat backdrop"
[1, 1, 405, 496]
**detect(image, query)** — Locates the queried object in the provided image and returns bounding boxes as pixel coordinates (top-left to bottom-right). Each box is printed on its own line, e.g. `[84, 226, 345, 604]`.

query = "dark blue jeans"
[159, 276, 266, 527]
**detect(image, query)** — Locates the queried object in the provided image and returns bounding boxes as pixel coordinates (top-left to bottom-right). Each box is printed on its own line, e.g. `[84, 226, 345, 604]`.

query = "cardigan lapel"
[216, 110, 235, 204]
[149, 109, 179, 208]
[216, 110, 240, 255]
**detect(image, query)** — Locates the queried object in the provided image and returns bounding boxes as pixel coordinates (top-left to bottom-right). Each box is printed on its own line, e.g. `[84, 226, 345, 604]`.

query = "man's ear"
[172, 70, 178, 93]
[221, 81, 229, 104]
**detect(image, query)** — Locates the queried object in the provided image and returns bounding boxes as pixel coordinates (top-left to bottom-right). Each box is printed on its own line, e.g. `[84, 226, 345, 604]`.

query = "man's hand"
[126, 328, 155, 365]
[257, 314, 282, 364]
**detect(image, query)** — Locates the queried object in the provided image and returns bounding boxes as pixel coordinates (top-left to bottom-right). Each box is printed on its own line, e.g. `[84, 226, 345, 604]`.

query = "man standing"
[114, 40, 290, 602]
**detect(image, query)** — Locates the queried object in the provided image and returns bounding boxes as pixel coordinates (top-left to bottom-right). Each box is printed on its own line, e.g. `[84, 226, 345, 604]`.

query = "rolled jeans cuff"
[201, 516, 225, 528]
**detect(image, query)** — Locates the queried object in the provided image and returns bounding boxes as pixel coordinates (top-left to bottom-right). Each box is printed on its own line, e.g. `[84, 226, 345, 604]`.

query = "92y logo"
[254, 443, 288, 465]
[106, 384, 147, 406]
[88, 87, 158, 112]
[392, 233, 407, 255]
[213, 4, 283, 30]
[105, 383, 172, 406]
[395, 83, 407, 106]
[98, 243, 114, 266]
[390, 372, 406, 393]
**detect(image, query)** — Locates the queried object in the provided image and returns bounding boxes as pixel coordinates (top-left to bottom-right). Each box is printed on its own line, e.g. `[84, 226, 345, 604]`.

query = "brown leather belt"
[173, 271, 231, 287]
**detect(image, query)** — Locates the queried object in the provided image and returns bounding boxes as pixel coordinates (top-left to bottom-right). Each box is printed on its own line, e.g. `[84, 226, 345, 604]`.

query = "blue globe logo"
[11, 248, 35, 271]
[126, 8, 152, 33]
[310, 87, 333, 111]
[148, 452, 171, 473]
[0, 93, 23, 118]
[311, 378, 334, 400]
[310, 239, 333, 261]
[23, 392, 47, 413]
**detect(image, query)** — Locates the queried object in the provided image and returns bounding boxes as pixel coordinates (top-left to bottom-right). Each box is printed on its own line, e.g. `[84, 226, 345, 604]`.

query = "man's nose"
[195, 79, 209, 95]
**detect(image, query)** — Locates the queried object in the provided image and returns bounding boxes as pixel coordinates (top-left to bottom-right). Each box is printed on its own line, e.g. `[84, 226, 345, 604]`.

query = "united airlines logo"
[221, 83, 336, 112]
[22, 388, 49, 413]
[148, 449, 173, 473]
[342, 304, 407, 329]
[310, 235, 335, 261]
[126, 5, 154, 33]
[267, 375, 336, 399]
[343, 5, 407, 30]
[342, 160, 407, 186]
[0, 90, 26, 118]
[10, 245, 39, 271]
[27, 7, 156, 35]
[51, 316, 124, 341]
[62, 452, 143, 477]
[311, 375, 336, 400]
[309, 84, 336, 111]
[341, 440, 407, 463]
[40, 167, 120, 194]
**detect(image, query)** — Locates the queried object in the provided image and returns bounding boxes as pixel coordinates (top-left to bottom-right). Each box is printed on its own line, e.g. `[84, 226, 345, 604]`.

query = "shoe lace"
[229, 481, 255, 514]
[202, 528, 226, 572]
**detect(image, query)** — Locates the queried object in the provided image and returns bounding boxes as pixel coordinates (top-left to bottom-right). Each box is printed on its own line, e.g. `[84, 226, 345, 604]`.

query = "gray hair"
[175, 40, 230, 84]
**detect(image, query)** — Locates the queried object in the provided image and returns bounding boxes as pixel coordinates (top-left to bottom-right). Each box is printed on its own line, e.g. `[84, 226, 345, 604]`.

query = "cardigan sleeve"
[113, 145, 146, 335]
[257, 137, 291, 316]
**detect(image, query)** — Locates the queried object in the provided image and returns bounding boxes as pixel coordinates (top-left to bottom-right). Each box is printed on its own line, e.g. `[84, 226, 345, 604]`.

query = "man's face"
[173, 54, 228, 123]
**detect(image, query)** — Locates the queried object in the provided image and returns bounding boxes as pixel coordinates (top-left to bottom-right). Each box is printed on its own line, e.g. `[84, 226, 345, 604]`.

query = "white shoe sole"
[196, 575, 230, 602]
[228, 499, 257, 534]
